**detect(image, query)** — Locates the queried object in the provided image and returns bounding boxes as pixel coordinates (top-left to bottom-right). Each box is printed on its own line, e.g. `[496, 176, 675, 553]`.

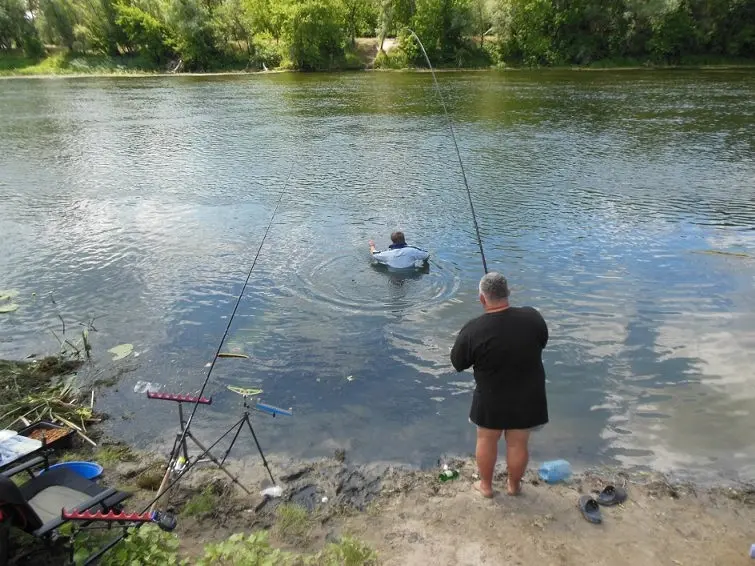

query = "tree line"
[1, 0, 754, 71]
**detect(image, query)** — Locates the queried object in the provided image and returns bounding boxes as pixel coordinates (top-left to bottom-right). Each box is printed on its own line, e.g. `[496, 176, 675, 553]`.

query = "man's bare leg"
[474, 427, 502, 498]
[504, 429, 530, 495]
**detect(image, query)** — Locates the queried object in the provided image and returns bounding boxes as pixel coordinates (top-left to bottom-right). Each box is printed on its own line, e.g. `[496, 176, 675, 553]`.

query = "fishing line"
[406, 28, 489, 275]
[175, 162, 294, 445]
[145, 162, 295, 507]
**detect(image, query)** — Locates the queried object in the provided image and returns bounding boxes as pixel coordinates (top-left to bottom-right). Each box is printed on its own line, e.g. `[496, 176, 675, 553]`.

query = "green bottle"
[439, 467, 459, 481]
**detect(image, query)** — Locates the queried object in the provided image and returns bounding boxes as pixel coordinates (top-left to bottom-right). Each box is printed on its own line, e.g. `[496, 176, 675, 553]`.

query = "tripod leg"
[219, 416, 244, 466]
[143, 415, 250, 514]
[244, 414, 276, 485]
[187, 429, 252, 495]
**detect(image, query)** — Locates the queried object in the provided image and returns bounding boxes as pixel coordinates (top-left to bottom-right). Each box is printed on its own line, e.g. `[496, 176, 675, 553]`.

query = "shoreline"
[35, 439, 755, 564]
[2, 63, 755, 81]
[2, 357, 754, 563]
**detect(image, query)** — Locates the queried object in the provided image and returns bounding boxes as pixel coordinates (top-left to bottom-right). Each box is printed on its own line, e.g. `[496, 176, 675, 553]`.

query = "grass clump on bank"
[274, 503, 313, 543]
[183, 485, 222, 517]
[0, 356, 96, 432]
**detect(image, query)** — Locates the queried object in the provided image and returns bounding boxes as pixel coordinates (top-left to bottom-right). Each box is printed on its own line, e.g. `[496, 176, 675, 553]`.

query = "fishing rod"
[405, 28, 489, 275]
[141, 163, 296, 514]
[171, 162, 295, 454]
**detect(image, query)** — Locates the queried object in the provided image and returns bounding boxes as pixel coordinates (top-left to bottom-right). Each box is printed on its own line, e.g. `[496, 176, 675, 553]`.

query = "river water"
[1, 70, 754, 483]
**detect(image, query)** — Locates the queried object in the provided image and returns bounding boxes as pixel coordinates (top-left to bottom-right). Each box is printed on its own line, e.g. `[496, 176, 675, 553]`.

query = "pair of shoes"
[578, 485, 628, 524]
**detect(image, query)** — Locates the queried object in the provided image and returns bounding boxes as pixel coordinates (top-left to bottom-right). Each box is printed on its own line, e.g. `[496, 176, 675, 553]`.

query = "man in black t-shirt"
[451, 272, 549, 498]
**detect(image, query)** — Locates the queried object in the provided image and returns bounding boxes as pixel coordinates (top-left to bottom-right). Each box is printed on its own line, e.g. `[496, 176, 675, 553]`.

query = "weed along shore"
[1, 355, 753, 565]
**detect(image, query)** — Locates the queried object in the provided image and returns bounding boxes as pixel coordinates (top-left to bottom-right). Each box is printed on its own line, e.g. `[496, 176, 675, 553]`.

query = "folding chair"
[0, 455, 131, 565]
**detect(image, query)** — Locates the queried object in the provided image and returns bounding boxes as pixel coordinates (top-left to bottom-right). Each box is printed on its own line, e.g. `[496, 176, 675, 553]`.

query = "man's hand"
[369, 240, 377, 254]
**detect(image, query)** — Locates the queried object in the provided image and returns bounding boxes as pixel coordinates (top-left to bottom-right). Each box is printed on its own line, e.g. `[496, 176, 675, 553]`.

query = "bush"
[284, 0, 346, 70]
[116, 3, 174, 65]
[250, 35, 284, 68]
[69, 524, 181, 566]
[373, 47, 409, 68]
[198, 531, 293, 565]
[167, 0, 221, 70]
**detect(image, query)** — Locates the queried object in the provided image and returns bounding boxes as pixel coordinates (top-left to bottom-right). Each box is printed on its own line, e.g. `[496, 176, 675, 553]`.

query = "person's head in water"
[390, 231, 406, 246]
[478, 272, 510, 312]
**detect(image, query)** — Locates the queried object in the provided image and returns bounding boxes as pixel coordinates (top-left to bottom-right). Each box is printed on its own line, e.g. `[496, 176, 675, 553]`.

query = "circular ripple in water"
[286, 253, 462, 315]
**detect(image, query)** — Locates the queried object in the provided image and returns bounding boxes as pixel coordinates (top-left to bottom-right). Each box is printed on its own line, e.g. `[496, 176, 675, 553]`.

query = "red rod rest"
[61, 509, 154, 523]
[146, 391, 212, 404]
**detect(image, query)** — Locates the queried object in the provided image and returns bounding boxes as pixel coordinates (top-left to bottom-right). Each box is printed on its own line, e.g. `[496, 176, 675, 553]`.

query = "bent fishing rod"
[405, 28, 489, 275]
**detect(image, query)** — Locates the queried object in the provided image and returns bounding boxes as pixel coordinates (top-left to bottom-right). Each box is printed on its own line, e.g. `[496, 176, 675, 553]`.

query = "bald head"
[479, 272, 510, 308]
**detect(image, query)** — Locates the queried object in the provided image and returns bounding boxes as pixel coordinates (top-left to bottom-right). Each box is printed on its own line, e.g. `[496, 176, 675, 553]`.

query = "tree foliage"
[1, 0, 753, 69]
[1, 0, 44, 55]
[285, 0, 345, 70]
[495, 0, 755, 65]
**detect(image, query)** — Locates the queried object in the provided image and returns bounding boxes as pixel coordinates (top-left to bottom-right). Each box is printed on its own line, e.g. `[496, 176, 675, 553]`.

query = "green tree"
[213, 0, 254, 55]
[494, 0, 557, 65]
[340, 0, 376, 45]
[404, 0, 471, 62]
[647, 0, 698, 61]
[166, 0, 220, 68]
[469, 0, 492, 47]
[115, 2, 173, 63]
[285, 0, 345, 69]
[0, 0, 44, 55]
[244, 0, 288, 43]
[38, 0, 77, 50]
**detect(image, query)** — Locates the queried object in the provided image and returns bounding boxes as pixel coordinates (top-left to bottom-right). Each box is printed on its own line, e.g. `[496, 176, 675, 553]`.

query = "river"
[1, 70, 754, 483]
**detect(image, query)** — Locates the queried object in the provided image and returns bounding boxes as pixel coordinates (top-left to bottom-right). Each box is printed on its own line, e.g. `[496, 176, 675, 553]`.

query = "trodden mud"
[56, 441, 755, 566]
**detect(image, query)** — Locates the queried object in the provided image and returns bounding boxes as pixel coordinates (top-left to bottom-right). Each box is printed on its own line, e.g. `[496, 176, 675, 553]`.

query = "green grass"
[183, 485, 220, 517]
[273, 503, 312, 542]
[95, 444, 136, 465]
[321, 536, 378, 566]
[0, 50, 159, 76]
[135, 467, 164, 491]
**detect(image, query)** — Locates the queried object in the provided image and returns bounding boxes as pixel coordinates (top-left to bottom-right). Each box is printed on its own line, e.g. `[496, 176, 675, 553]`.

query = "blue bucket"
[41, 461, 103, 480]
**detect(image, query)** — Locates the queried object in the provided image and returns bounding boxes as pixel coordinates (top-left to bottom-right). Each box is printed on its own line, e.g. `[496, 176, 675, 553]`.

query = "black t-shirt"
[451, 306, 549, 429]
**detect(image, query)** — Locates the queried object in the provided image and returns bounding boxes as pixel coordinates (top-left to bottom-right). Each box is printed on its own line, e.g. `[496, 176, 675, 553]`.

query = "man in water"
[450, 272, 549, 498]
[369, 231, 430, 270]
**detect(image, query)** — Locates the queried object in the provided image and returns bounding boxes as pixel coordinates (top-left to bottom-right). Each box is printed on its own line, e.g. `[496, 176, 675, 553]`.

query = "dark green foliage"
[495, 0, 755, 66]
[0, 0, 44, 56]
[166, 0, 220, 69]
[2, 0, 753, 71]
[116, 2, 173, 63]
[285, 0, 346, 70]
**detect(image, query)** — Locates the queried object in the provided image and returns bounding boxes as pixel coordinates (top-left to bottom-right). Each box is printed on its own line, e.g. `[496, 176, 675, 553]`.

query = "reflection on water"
[1, 70, 754, 484]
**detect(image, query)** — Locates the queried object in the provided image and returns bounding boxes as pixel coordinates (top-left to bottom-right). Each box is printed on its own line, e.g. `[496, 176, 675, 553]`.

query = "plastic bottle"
[439, 465, 459, 482]
[538, 460, 572, 483]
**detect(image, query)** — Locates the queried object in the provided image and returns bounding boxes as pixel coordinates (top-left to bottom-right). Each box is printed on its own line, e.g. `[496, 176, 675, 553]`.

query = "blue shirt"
[372, 243, 430, 269]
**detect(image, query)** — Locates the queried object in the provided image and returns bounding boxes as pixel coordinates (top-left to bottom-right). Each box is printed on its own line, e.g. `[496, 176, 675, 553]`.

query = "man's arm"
[450, 326, 472, 372]
[369, 240, 391, 264]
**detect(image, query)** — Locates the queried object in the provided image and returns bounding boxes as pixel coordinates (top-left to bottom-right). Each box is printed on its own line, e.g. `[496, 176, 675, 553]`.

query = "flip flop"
[578, 495, 602, 524]
[596, 485, 627, 506]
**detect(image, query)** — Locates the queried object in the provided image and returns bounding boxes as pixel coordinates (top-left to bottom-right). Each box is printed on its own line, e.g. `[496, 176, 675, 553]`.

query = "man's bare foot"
[507, 478, 522, 496]
[474, 480, 494, 498]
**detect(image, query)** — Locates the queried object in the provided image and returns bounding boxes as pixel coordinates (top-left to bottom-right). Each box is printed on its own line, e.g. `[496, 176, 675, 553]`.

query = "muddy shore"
[2, 356, 754, 564]
[30, 437, 754, 565]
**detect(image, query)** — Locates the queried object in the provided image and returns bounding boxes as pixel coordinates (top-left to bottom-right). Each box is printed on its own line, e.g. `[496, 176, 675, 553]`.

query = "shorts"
[468, 417, 545, 432]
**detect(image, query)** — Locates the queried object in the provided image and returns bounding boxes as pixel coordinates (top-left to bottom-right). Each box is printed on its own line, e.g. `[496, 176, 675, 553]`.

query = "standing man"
[450, 272, 549, 498]
[369, 231, 430, 270]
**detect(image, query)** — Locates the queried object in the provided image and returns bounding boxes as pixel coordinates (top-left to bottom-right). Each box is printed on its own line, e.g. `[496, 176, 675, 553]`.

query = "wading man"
[450, 272, 549, 498]
[369, 231, 430, 270]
